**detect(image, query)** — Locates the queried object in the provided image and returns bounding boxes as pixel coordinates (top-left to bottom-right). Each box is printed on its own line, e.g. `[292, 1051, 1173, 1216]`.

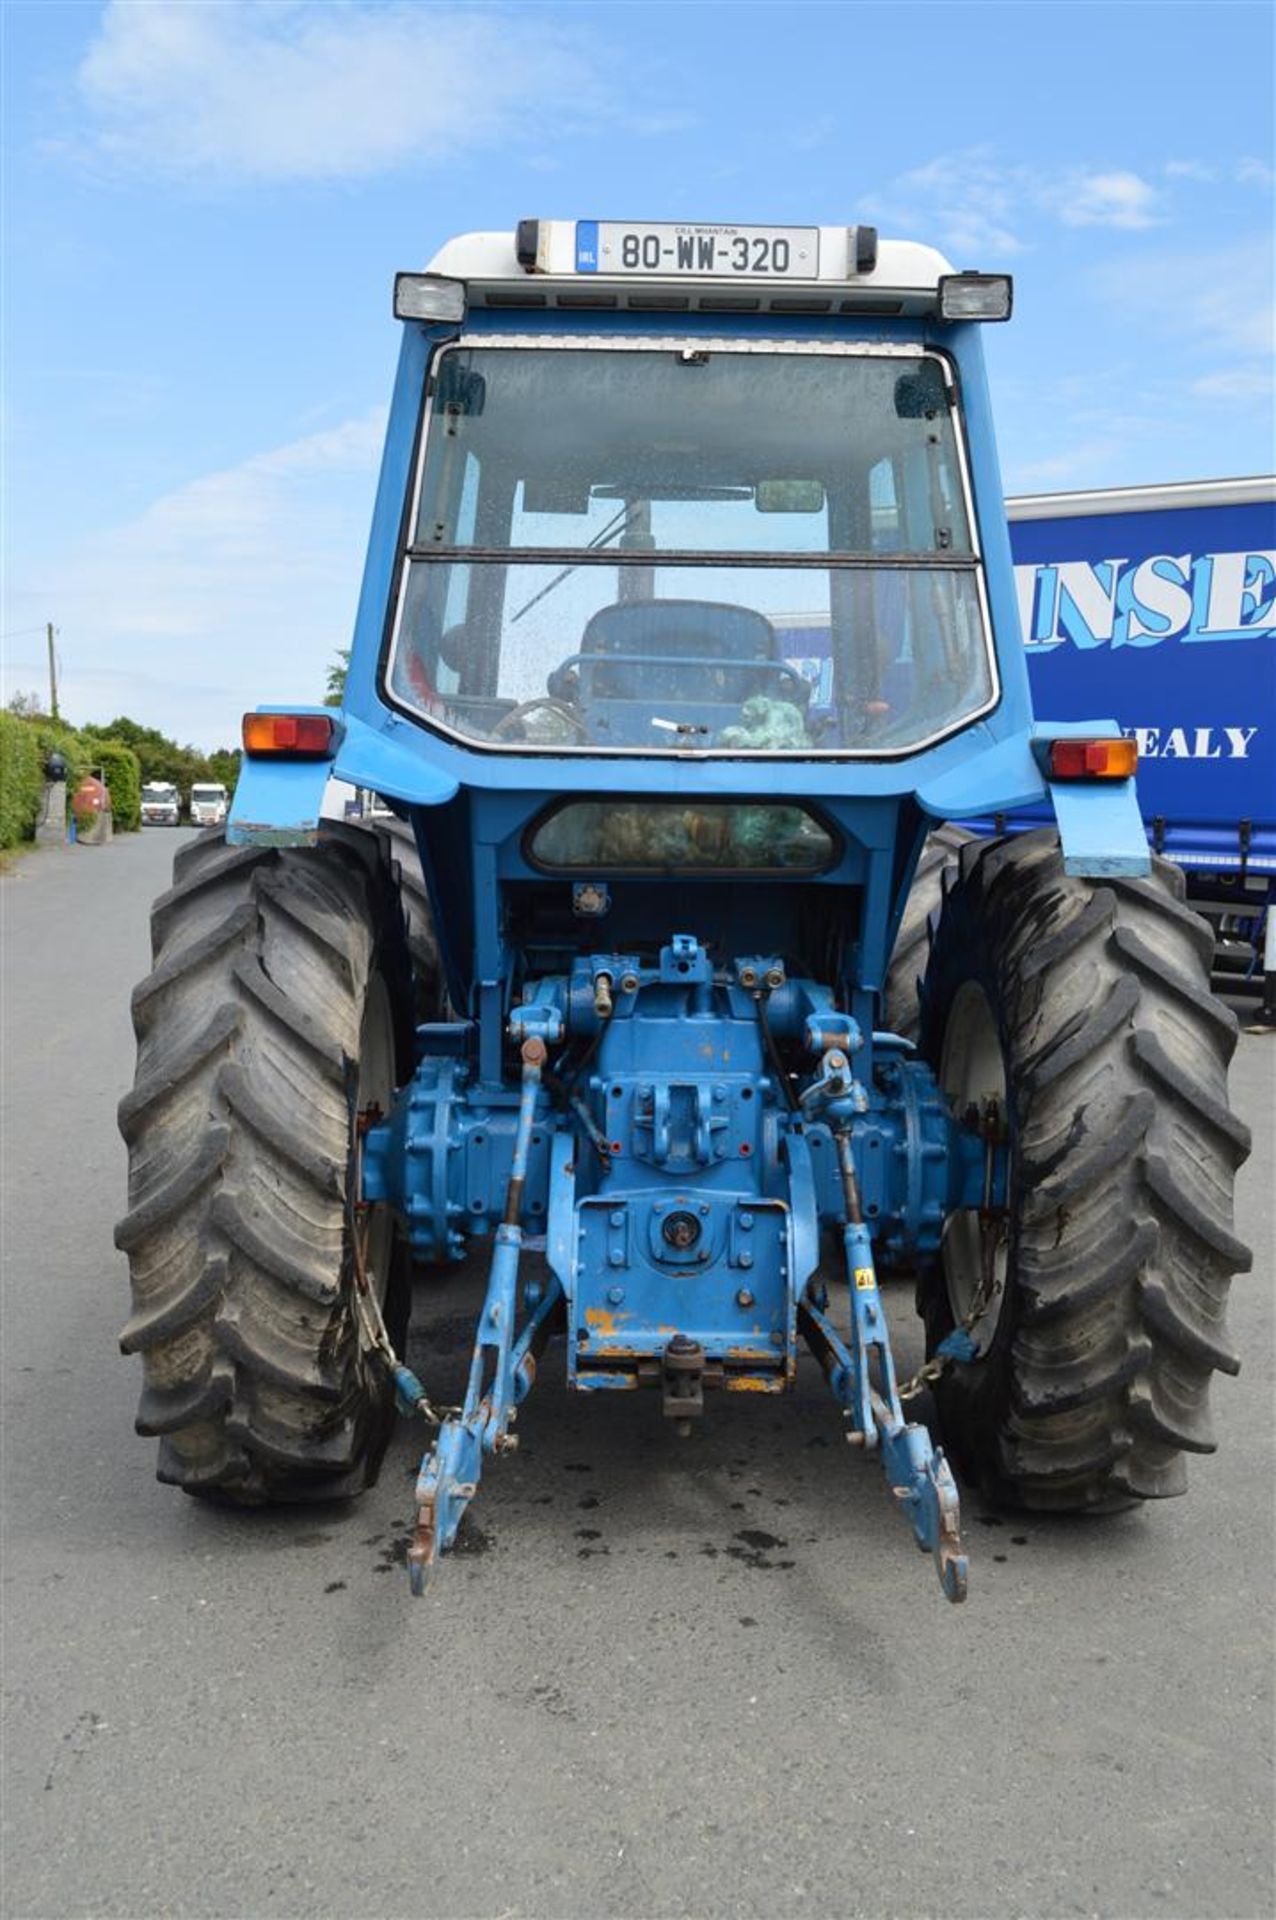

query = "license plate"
[576, 221, 819, 279]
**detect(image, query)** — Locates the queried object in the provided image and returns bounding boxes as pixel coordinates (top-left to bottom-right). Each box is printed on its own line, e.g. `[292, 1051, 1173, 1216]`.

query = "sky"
[2, 0, 1273, 750]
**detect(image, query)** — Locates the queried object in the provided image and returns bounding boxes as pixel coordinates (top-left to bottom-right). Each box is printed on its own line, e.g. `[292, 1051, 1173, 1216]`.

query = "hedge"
[0, 713, 141, 849]
[32, 718, 93, 805]
[92, 740, 142, 831]
[0, 713, 45, 849]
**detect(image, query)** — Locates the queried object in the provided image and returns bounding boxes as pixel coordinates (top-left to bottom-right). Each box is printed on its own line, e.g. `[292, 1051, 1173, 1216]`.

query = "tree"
[207, 748, 242, 791]
[325, 649, 350, 708]
[80, 716, 239, 808]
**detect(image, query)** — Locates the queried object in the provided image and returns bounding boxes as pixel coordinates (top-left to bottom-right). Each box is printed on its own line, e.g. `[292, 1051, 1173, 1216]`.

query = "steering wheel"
[490, 697, 589, 744]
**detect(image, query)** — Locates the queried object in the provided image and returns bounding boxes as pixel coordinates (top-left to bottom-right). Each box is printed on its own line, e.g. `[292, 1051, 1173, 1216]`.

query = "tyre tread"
[918, 831, 1249, 1510]
[116, 826, 409, 1504]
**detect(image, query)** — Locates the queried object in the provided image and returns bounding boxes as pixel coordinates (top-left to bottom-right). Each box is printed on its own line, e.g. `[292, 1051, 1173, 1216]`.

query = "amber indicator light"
[1047, 737, 1138, 780]
[242, 712, 335, 757]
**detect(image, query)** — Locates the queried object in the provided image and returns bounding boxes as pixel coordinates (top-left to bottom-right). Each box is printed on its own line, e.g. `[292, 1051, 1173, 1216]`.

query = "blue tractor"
[117, 221, 1251, 1600]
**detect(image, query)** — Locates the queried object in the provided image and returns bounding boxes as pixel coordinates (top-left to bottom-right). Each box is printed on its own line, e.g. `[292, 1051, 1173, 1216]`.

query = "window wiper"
[509, 502, 645, 625]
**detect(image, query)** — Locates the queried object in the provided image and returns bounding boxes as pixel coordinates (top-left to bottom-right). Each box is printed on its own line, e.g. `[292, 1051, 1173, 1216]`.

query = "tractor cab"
[383, 313, 999, 761]
[324, 222, 1094, 1055]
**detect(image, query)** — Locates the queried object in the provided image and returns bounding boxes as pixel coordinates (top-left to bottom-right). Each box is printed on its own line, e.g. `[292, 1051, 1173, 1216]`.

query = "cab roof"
[425, 223, 958, 319]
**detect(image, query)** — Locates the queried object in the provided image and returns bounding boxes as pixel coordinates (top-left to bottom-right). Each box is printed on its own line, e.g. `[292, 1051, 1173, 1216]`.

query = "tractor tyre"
[883, 823, 973, 1041]
[115, 824, 416, 1503]
[358, 814, 445, 1021]
[917, 828, 1251, 1511]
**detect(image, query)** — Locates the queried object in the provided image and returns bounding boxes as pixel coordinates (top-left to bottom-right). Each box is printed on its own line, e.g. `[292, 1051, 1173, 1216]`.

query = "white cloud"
[1092, 237, 1275, 361]
[5, 411, 389, 745]
[1236, 157, 1276, 191]
[73, 0, 625, 182]
[1191, 367, 1275, 400]
[1163, 158, 1274, 192]
[1007, 435, 1139, 491]
[1085, 236, 1275, 449]
[861, 149, 1168, 254]
[861, 149, 1031, 256]
[1054, 170, 1164, 230]
[1164, 159, 1218, 182]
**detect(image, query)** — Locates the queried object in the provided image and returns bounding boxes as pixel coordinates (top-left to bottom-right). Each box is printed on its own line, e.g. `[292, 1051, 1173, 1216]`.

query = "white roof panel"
[424, 224, 956, 316]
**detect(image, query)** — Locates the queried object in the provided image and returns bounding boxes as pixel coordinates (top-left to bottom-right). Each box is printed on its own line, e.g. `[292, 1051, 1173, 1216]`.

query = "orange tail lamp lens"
[242, 712, 336, 757]
[1047, 737, 1138, 780]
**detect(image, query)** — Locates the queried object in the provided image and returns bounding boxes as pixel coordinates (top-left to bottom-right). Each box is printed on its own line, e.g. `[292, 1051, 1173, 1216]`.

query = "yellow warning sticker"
[854, 1267, 875, 1290]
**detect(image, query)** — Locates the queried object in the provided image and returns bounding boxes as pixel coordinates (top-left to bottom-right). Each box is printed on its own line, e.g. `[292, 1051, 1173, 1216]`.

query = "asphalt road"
[2, 828, 1272, 1920]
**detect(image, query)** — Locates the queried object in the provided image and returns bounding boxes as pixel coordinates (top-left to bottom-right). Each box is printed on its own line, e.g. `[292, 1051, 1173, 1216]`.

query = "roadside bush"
[92, 739, 142, 831]
[32, 717, 92, 804]
[0, 711, 104, 849]
[2, 708, 166, 847]
[0, 712, 44, 849]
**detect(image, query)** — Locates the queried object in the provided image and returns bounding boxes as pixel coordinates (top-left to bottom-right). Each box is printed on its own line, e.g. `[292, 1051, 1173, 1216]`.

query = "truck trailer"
[1008, 477, 1275, 1018]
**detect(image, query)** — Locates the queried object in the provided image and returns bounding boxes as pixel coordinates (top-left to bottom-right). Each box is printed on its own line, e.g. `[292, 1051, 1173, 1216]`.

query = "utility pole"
[46, 622, 60, 721]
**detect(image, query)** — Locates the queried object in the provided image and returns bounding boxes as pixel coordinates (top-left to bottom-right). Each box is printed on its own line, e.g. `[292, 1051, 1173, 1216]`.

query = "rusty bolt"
[662, 1210, 701, 1252]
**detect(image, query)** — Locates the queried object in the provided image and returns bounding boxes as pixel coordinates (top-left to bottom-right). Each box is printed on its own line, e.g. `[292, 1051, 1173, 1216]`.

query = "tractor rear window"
[386, 342, 996, 757]
[529, 801, 835, 871]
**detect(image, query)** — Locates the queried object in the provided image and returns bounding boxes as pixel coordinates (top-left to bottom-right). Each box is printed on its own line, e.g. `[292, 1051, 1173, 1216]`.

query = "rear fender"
[227, 709, 458, 847]
[227, 749, 331, 848]
[916, 720, 1151, 878]
[1033, 720, 1151, 877]
[1046, 776, 1150, 877]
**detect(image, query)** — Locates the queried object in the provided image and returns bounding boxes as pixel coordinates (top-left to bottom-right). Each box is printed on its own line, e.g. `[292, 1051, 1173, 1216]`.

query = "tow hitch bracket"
[408, 1036, 563, 1593]
[799, 1057, 969, 1603]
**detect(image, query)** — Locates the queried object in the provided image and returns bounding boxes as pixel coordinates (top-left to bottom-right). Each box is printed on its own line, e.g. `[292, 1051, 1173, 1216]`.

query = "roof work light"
[938, 273, 1014, 322]
[393, 274, 467, 324]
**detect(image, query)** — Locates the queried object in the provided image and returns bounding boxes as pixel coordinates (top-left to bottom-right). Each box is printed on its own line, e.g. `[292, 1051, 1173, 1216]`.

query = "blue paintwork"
[229, 306, 1151, 889]
[254, 270, 1162, 1598]
[408, 1048, 551, 1591]
[227, 719, 335, 846]
[383, 937, 995, 1596]
[363, 959, 986, 1271]
[1047, 777, 1149, 877]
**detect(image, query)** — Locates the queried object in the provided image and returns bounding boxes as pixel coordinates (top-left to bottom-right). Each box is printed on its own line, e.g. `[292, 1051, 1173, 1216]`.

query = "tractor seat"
[575, 599, 806, 704]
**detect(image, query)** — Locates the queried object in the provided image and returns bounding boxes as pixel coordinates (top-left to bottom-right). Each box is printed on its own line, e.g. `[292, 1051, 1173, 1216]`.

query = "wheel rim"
[939, 979, 1009, 1337]
[356, 971, 396, 1309]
